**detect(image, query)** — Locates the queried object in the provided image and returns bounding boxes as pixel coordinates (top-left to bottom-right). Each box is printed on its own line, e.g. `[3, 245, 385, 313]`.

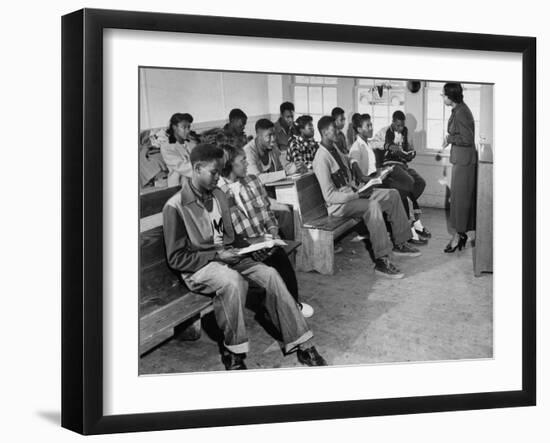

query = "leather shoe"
[297, 346, 328, 366]
[222, 351, 247, 370]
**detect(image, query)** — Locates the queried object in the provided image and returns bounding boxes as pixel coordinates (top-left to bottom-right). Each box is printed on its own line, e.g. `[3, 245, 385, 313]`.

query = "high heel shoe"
[444, 233, 467, 253]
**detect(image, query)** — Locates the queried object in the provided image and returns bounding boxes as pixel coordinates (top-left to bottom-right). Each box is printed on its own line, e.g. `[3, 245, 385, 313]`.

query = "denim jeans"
[184, 258, 312, 354]
[262, 246, 299, 302]
[332, 188, 411, 259]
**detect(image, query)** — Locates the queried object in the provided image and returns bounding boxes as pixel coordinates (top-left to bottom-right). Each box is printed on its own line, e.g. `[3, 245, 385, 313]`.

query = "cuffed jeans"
[184, 258, 312, 354]
[332, 188, 411, 259]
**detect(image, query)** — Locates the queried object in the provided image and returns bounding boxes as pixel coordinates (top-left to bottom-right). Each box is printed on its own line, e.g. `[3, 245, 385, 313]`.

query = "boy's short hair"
[331, 107, 345, 118]
[229, 108, 247, 121]
[317, 115, 335, 135]
[190, 143, 225, 166]
[255, 118, 275, 132]
[392, 110, 406, 122]
[220, 144, 245, 177]
[351, 113, 372, 131]
[295, 115, 313, 132]
[280, 101, 295, 114]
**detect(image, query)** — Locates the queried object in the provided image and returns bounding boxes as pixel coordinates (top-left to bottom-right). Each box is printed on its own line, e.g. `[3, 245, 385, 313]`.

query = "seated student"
[159, 113, 196, 186]
[162, 143, 326, 369]
[286, 115, 320, 170]
[348, 113, 426, 246]
[139, 129, 167, 188]
[273, 101, 298, 154]
[312, 116, 421, 279]
[243, 118, 308, 179]
[243, 119, 301, 237]
[218, 144, 314, 318]
[331, 107, 349, 154]
[223, 108, 251, 149]
[371, 110, 431, 239]
[346, 114, 359, 147]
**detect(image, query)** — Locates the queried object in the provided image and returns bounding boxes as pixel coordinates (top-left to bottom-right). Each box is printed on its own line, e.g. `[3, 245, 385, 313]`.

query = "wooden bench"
[294, 174, 361, 275]
[139, 185, 301, 356]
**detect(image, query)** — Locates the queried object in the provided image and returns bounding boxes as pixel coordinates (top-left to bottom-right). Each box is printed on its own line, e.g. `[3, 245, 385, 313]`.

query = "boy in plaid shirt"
[286, 115, 319, 170]
[218, 144, 314, 318]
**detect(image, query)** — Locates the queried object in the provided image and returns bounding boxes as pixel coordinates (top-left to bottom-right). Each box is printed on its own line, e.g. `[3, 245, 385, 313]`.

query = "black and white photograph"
[138, 68, 494, 374]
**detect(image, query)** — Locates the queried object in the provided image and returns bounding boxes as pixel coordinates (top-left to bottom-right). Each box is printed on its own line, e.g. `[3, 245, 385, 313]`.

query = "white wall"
[2, 1, 547, 443]
[140, 68, 274, 131]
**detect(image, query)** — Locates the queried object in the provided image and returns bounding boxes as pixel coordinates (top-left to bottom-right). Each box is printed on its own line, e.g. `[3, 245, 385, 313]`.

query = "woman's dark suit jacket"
[447, 102, 477, 232]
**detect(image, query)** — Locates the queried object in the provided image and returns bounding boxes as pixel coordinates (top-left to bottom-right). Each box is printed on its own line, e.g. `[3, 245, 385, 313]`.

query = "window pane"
[323, 87, 337, 114]
[427, 81, 444, 90]
[444, 105, 452, 121]
[389, 90, 405, 106]
[308, 87, 323, 114]
[357, 79, 374, 86]
[356, 89, 371, 114]
[427, 88, 444, 120]
[295, 76, 310, 83]
[294, 86, 308, 113]
[310, 114, 323, 140]
[323, 77, 338, 84]
[463, 89, 481, 121]
[372, 103, 389, 119]
[373, 117, 389, 134]
[309, 76, 325, 84]
[427, 119, 444, 150]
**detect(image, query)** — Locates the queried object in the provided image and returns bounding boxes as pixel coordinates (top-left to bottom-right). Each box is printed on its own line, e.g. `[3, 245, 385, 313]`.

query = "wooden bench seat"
[294, 174, 361, 275]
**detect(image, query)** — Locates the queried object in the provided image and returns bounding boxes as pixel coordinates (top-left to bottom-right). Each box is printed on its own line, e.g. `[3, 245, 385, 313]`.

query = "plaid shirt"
[286, 135, 319, 168]
[217, 175, 279, 238]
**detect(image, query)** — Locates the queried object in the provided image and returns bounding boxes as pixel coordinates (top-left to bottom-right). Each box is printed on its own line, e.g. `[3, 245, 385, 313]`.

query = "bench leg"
[297, 228, 335, 275]
[174, 316, 202, 341]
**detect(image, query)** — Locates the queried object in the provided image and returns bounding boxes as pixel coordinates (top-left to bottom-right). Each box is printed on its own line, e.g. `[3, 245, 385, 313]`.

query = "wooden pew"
[139, 185, 301, 355]
[140, 186, 214, 355]
[294, 174, 360, 275]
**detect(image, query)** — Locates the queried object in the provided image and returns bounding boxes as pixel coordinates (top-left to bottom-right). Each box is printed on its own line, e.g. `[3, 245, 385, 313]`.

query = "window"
[425, 82, 481, 150]
[292, 76, 338, 138]
[356, 79, 406, 134]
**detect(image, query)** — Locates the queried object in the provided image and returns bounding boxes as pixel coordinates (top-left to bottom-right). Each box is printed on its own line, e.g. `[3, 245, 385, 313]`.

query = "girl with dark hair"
[159, 113, 196, 186]
[441, 82, 477, 252]
[217, 144, 314, 318]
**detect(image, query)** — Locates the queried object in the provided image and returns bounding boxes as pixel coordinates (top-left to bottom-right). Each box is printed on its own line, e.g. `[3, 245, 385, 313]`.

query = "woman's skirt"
[450, 162, 477, 232]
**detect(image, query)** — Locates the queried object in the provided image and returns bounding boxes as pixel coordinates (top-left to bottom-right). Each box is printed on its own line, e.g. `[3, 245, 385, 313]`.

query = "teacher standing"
[441, 82, 477, 253]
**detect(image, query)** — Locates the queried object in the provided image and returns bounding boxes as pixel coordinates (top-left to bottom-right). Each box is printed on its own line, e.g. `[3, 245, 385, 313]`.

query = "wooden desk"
[264, 173, 314, 272]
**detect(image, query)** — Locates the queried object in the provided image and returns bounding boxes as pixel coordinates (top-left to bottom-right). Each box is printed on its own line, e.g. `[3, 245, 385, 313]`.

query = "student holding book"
[218, 144, 314, 318]
[312, 116, 421, 279]
[350, 113, 427, 245]
[371, 111, 431, 241]
[163, 143, 326, 370]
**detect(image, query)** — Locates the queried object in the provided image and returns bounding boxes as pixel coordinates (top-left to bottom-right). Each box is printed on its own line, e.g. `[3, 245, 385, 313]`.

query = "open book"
[356, 166, 394, 194]
[236, 239, 287, 255]
[258, 170, 286, 185]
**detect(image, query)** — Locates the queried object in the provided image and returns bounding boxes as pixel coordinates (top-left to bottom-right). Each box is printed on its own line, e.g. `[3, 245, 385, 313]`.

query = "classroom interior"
[138, 68, 494, 373]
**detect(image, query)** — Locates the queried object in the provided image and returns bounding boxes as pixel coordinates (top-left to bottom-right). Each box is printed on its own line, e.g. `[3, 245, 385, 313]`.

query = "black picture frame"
[61, 8, 536, 435]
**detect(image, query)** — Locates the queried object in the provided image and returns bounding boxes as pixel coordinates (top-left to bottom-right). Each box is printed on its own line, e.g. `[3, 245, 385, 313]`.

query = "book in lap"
[356, 166, 394, 193]
[236, 239, 287, 255]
